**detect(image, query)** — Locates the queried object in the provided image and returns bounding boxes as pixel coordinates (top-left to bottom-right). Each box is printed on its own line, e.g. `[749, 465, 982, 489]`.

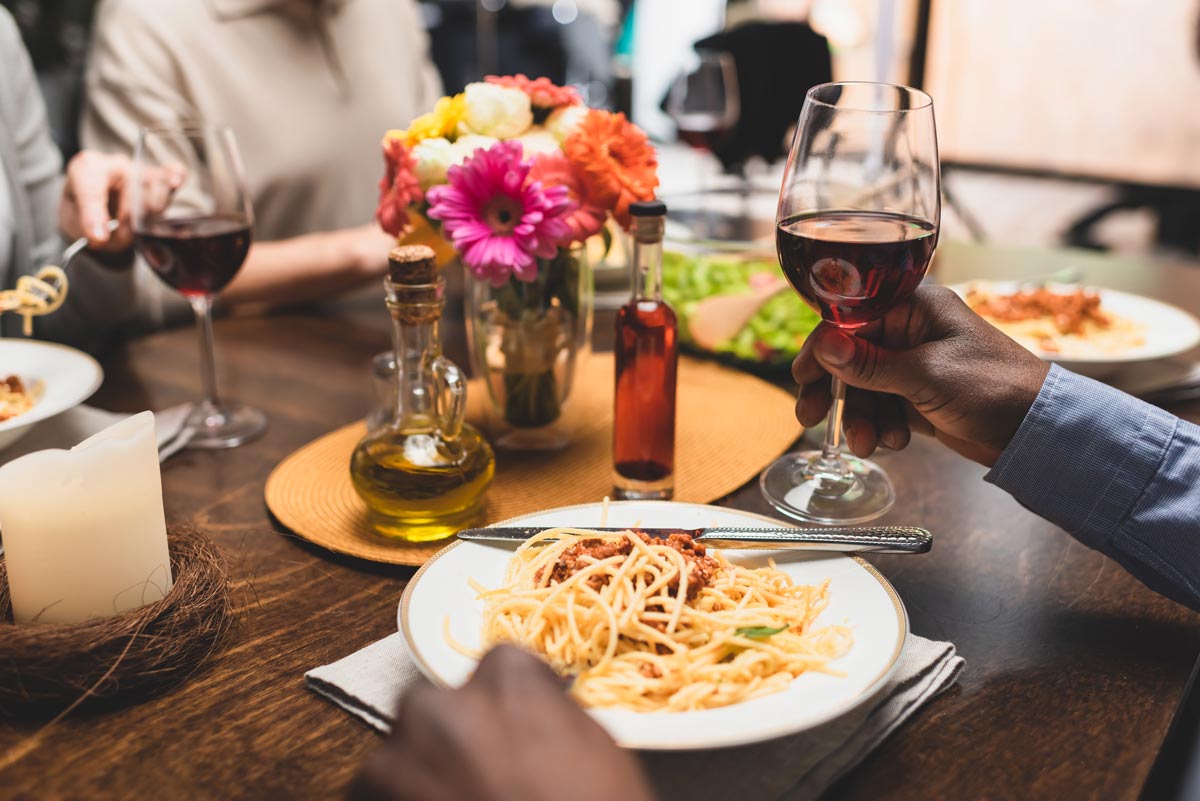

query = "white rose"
[513, 127, 561, 157]
[545, 105, 588, 143]
[410, 137, 453, 189]
[449, 134, 500, 167]
[459, 82, 533, 139]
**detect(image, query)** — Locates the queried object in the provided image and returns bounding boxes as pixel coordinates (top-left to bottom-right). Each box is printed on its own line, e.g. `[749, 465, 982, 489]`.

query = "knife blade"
[455, 525, 931, 554]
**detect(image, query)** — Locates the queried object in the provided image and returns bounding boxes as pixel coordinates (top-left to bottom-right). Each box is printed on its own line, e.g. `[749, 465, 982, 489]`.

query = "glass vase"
[465, 245, 593, 450]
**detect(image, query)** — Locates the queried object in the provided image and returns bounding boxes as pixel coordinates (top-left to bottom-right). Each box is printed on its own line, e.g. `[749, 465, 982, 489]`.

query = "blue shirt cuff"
[985, 364, 1176, 551]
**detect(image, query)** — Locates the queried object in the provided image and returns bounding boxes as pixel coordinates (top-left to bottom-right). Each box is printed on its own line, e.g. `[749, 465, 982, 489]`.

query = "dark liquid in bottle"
[135, 214, 252, 297]
[777, 211, 936, 328]
[613, 300, 678, 482]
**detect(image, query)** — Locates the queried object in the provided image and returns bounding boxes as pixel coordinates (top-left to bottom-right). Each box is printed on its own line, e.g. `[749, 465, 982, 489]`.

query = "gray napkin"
[1, 404, 193, 465]
[306, 632, 962, 801]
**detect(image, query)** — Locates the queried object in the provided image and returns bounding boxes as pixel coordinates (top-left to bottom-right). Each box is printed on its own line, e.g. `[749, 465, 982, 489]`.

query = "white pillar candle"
[0, 411, 173, 624]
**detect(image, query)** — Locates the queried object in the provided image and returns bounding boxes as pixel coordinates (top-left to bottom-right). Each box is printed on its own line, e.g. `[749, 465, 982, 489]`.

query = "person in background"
[0, 6, 176, 349]
[81, 0, 442, 311]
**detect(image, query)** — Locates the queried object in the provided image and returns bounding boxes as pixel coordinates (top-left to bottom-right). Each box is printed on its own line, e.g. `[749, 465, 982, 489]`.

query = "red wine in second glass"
[777, 211, 936, 328]
[677, 124, 730, 152]
[135, 214, 252, 297]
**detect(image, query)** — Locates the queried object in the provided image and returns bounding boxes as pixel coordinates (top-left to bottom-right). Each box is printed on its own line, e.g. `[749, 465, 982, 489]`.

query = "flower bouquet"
[376, 76, 658, 447]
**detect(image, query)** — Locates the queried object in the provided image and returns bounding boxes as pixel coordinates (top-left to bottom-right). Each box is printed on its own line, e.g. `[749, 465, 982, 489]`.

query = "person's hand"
[793, 285, 1050, 467]
[348, 646, 657, 801]
[58, 151, 183, 253]
[339, 224, 400, 277]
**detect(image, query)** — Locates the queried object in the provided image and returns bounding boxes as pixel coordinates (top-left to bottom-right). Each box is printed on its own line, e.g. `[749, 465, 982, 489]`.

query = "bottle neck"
[387, 281, 444, 427]
[632, 233, 663, 303]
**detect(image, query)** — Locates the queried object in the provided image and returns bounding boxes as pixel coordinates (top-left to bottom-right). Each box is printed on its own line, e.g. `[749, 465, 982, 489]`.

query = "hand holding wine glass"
[131, 124, 266, 449]
[761, 82, 940, 524]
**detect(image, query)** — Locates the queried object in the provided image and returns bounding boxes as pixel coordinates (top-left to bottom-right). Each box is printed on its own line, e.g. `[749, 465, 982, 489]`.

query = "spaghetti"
[0, 266, 69, 336]
[469, 528, 853, 712]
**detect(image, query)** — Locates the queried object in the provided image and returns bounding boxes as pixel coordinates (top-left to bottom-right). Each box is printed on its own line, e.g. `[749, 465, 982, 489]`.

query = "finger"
[67, 154, 123, 245]
[841, 389, 879, 458]
[877, 397, 911, 450]
[473, 645, 564, 695]
[791, 331, 826, 387]
[795, 376, 831, 428]
[809, 326, 923, 400]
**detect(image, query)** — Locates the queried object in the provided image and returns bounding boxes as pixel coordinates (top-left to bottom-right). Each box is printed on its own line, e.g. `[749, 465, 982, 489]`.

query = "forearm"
[986, 366, 1200, 610]
[220, 226, 393, 308]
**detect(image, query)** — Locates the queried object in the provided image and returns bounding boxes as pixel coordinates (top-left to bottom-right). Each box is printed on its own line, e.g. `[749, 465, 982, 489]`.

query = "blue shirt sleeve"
[986, 364, 1200, 610]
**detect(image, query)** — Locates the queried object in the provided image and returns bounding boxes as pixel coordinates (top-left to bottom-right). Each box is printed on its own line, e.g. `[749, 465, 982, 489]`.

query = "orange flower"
[376, 136, 423, 237]
[563, 110, 658, 228]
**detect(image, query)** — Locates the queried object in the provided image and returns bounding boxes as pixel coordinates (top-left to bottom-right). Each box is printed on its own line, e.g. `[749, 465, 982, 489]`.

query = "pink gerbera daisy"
[427, 141, 574, 286]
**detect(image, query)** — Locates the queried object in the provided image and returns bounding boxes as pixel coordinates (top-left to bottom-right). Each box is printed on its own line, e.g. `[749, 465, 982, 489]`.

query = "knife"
[456, 525, 931, 554]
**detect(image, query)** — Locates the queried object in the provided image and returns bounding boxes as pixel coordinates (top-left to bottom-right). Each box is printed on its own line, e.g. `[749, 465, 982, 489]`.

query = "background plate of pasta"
[0, 340, 103, 451]
[399, 501, 908, 750]
[949, 281, 1200, 377]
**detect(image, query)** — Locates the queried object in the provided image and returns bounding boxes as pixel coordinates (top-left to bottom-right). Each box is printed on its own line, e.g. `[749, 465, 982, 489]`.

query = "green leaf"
[734, 624, 789, 640]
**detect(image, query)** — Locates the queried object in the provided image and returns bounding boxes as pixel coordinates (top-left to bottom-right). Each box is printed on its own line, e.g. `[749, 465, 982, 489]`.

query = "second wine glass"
[760, 82, 940, 524]
[131, 124, 266, 449]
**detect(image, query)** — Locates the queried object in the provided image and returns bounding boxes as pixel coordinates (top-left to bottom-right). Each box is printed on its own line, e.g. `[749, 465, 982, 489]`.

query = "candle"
[0, 411, 173, 624]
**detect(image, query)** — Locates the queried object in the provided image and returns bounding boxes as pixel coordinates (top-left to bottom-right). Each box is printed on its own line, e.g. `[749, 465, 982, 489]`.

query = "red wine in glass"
[135, 214, 252, 298]
[777, 211, 937, 328]
[676, 123, 731, 152]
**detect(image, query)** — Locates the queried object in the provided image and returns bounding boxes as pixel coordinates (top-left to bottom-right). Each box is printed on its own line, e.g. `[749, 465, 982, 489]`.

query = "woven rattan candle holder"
[0, 525, 233, 716]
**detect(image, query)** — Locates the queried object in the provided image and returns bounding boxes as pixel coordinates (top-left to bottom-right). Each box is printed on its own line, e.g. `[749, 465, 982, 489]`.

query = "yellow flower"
[397, 94, 467, 147]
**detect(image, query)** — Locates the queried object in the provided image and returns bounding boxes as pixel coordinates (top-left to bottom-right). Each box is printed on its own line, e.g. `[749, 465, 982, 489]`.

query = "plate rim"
[399, 500, 910, 750]
[945, 280, 1200, 364]
[0, 339, 104, 435]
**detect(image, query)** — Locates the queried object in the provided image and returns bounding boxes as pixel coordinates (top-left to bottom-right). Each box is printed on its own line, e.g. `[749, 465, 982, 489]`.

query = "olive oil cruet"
[350, 246, 494, 541]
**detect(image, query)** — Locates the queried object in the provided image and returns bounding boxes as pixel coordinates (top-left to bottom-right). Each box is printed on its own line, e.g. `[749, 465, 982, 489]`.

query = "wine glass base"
[185, 401, 267, 449]
[759, 450, 895, 525]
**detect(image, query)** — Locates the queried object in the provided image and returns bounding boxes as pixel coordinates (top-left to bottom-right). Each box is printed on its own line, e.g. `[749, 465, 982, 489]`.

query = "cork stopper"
[629, 200, 666, 244]
[387, 245, 439, 285]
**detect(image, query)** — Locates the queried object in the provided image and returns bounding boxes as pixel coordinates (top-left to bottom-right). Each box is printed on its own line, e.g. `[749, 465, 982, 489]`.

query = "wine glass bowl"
[666, 51, 740, 154]
[131, 124, 266, 449]
[760, 82, 940, 524]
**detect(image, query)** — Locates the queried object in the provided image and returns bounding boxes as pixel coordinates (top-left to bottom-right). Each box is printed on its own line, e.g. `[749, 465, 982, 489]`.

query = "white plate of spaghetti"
[949, 281, 1200, 376]
[0, 339, 103, 451]
[399, 501, 907, 750]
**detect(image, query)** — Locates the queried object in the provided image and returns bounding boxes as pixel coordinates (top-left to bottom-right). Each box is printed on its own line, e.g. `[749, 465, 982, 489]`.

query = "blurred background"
[9, 0, 1200, 259]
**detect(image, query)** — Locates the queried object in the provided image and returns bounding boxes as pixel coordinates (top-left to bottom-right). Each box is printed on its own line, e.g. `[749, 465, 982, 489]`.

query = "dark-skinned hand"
[793, 285, 1050, 467]
[347, 645, 658, 801]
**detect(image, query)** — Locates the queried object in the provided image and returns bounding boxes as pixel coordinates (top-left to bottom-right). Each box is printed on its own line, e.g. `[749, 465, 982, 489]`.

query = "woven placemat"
[265, 355, 800, 566]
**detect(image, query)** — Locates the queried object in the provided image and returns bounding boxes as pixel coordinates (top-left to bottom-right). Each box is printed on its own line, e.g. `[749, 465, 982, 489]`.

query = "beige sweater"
[82, 0, 443, 242]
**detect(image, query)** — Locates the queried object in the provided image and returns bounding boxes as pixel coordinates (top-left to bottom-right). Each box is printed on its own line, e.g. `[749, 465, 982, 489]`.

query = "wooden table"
[2, 242, 1199, 800]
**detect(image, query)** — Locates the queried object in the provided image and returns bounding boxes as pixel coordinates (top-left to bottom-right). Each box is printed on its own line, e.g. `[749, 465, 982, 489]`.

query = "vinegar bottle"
[613, 200, 677, 500]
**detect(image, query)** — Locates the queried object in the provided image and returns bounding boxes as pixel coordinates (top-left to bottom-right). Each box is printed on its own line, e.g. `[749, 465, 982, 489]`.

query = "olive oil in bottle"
[350, 246, 494, 542]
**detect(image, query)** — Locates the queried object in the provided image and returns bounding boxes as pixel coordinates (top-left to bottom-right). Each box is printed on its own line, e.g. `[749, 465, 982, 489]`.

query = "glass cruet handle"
[430, 356, 467, 443]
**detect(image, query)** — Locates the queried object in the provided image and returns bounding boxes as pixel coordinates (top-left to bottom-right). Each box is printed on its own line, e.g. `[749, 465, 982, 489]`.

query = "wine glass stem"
[189, 295, 221, 409]
[823, 376, 846, 461]
[804, 375, 853, 498]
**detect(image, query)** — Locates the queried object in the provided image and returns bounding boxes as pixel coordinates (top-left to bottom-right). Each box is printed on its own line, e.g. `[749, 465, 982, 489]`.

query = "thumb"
[811, 327, 922, 399]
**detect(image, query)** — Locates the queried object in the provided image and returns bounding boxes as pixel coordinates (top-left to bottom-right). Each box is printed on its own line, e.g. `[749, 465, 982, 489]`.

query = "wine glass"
[666, 50, 740, 155]
[131, 124, 266, 449]
[760, 82, 940, 524]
